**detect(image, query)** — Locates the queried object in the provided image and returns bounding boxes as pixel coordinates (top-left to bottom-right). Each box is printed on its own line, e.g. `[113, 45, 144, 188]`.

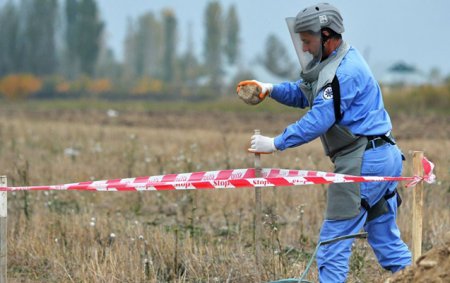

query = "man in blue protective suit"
[236, 3, 411, 282]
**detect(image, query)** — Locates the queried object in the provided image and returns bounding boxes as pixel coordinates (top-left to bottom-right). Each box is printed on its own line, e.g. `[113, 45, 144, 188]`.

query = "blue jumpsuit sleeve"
[274, 87, 336, 151]
[270, 80, 309, 108]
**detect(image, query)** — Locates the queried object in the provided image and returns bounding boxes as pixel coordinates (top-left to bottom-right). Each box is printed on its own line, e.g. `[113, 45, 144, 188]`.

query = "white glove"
[249, 134, 277, 153]
[237, 80, 273, 99]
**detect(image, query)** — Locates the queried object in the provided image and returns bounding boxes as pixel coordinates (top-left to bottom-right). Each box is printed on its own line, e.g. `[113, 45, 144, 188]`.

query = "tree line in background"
[0, 0, 294, 100]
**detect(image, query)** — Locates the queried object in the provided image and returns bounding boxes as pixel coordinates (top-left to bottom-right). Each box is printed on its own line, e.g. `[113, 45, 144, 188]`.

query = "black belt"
[365, 133, 395, 151]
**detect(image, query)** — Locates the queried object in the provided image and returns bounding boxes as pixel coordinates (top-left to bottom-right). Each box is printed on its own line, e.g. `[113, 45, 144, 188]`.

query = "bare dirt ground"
[387, 232, 450, 283]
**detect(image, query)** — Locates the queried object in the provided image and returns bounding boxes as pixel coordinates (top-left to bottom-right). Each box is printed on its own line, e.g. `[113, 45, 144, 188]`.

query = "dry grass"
[0, 100, 449, 282]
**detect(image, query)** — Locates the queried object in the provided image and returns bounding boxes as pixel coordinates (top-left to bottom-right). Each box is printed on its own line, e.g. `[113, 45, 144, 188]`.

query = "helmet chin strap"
[321, 40, 329, 61]
[320, 30, 331, 61]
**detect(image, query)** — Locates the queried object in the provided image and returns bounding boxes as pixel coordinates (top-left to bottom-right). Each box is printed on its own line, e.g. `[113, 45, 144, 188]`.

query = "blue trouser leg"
[317, 210, 367, 283]
[361, 144, 411, 272]
[317, 144, 411, 282]
[317, 202, 411, 282]
[364, 196, 412, 272]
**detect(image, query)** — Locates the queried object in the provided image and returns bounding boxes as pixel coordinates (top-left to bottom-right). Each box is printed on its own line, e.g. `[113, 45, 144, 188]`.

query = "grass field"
[0, 98, 449, 282]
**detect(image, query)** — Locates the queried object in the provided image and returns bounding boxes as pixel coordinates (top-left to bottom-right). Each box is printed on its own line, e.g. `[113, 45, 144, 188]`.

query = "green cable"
[269, 232, 368, 283]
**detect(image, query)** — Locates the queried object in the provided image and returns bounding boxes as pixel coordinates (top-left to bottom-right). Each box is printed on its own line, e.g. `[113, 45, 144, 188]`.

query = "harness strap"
[330, 75, 342, 123]
[380, 135, 396, 145]
[361, 188, 401, 222]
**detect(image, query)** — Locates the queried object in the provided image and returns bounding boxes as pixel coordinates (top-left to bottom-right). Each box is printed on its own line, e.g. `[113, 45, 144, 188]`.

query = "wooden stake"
[0, 176, 7, 283]
[412, 151, 424, 263]
[253, 129, 262, 272]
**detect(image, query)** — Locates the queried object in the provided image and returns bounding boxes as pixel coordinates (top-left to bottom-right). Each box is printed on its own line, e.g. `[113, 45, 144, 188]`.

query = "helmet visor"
[286, 17, 322, 73]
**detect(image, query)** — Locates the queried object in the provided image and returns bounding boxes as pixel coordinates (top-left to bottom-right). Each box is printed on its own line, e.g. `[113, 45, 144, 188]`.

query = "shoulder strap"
[331, 75, 342, 123]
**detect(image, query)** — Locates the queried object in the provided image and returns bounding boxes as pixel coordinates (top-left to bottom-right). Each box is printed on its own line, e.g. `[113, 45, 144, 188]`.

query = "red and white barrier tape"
[0, 157, 435, 192]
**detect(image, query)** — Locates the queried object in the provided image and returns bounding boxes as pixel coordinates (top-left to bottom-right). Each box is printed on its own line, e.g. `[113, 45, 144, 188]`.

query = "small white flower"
[107, 109, 118, 118]
[55, 238, 58, 243]
[92, 143, 103, 153]
[90, 221, 95, 227]
[64, 147, 80, 157]
[139, 235, 144, 240]
[110, 233, 116, 238]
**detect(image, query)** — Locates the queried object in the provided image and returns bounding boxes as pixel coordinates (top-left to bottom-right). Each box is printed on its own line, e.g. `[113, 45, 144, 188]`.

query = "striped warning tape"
[0, 157, 435, 192]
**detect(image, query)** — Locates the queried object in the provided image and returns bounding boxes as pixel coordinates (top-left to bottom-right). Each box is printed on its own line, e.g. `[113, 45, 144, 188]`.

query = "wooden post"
[0, 176, 7, 283]
[253, 129, 262, 271]
[412, 151, 424, 263]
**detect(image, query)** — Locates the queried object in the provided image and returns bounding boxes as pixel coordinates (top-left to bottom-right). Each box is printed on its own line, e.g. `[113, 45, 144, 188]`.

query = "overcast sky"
[96, 0, 450, 79]
[2, 0, 448, 79]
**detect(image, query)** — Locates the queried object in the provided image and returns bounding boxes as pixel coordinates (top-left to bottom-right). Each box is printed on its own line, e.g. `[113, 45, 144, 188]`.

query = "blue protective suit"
[269, 46, 411, 282]
[271, 47, 391, 150]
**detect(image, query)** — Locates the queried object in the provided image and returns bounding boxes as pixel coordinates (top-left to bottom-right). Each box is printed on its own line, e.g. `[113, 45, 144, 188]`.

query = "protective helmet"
[286, 3, 344, 75]
[294, 3, 344, 34]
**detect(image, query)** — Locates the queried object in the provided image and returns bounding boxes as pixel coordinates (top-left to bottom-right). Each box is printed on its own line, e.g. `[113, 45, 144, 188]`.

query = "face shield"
[286, 17, 323, 73]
